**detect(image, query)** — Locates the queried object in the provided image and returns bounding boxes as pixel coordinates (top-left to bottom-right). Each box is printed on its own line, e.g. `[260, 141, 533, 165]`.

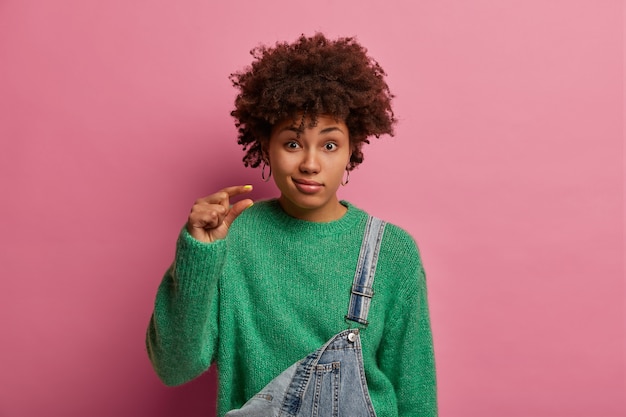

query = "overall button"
[347, 332, 357, 343]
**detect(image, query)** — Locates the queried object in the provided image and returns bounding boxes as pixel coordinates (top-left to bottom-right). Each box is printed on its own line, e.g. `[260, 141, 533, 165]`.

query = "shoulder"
[230, 199, 278, 228]
[238, 198, 277, 218]
[380, 222, 419, 253]
[344, 204, 426, 296]
[379, 221, 423, 276]
[376, 222, 427, 301]
[342, 201, 422, 269]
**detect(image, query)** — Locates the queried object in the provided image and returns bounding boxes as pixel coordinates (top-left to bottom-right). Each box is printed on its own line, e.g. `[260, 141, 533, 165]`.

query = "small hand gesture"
[186, 185, 254, 243]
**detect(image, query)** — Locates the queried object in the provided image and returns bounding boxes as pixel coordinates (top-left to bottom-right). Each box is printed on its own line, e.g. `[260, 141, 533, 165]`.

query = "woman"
[146, 33, 437, 417]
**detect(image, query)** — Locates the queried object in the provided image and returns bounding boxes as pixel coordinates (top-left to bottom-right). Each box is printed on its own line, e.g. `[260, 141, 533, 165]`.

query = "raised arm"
[146, 185, 253, 385]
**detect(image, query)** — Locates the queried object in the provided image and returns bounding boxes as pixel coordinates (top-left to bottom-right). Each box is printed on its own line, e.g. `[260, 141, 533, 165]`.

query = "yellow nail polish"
[243, 185, 253, 190]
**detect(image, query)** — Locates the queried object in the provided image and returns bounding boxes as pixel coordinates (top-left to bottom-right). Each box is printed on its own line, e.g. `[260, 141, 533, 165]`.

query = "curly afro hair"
[230, 33, 396, 171]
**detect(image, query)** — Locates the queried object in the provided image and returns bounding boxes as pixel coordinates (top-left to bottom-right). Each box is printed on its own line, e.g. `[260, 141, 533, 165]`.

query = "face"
[266, 115, 351, 222]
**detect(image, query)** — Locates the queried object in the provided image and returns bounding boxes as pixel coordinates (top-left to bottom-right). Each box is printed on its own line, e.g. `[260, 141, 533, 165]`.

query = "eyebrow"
[278, 126, 345, 135]
[320, 126, 345, 135]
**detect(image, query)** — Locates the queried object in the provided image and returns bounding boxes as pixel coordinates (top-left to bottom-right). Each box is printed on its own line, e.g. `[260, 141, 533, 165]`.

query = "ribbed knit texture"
[146, 199, 437, 417]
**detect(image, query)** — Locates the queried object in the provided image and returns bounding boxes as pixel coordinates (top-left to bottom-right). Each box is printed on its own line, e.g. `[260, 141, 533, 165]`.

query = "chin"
[290, 197, 326, 210]
[283, 193, 329, 210]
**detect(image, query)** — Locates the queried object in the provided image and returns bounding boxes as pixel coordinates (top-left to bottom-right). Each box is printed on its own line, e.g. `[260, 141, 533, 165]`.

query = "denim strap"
[345, 216, 386, 326]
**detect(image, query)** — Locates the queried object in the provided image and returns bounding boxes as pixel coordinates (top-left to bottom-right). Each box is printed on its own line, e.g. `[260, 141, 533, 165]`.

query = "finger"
[222, 198, 254, 229]
[189, 205, 226, 230]
[214, 185, 252, 214]
[189, 202, 225, 220]
[220, 184, 254, 199]
[195, 185, 253, 208]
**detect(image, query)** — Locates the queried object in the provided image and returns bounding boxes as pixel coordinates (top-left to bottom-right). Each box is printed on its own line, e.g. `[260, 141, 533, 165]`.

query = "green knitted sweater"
[146, 199, 437, 416]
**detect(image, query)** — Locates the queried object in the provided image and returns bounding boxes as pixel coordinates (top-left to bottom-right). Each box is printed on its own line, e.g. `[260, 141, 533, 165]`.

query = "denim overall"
[226, 216, 386, 417]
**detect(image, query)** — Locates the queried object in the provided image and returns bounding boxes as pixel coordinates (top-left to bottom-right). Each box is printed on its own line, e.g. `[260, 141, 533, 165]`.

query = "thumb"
[223, 198, 254, 228]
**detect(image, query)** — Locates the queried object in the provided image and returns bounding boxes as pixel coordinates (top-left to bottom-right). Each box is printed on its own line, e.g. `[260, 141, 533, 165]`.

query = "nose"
[299, 149, 320, 174]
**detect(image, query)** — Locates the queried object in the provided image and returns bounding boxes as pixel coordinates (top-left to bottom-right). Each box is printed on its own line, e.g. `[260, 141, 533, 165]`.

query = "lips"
[292, 178, 323, 194]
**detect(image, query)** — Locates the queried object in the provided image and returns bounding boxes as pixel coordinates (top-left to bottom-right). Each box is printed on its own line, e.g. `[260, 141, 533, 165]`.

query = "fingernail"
[243, 185, 253, 190]
[246, 202, 254, 209]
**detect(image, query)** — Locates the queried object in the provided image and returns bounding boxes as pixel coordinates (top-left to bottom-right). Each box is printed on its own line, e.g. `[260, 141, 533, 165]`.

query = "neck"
[277, 196, 347, 222]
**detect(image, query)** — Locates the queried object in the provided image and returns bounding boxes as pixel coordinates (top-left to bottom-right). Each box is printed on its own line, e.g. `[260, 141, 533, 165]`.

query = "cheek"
[327, 154, 350, 179]
[269, 152, 296, 175]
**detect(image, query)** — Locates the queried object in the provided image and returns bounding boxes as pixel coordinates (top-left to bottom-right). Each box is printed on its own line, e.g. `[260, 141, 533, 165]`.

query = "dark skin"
[187, 115, 353, 241]
[186, 185, 253, 243]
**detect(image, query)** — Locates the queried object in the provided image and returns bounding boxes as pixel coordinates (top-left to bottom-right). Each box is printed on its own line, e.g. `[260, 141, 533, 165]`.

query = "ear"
[348, 144, 356, 166]
[349, 140, 357, 157]
[260, 139, 270, 163]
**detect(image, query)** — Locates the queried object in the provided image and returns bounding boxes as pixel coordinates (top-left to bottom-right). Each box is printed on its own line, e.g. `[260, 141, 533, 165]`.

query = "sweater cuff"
[173, 227, 227, 296]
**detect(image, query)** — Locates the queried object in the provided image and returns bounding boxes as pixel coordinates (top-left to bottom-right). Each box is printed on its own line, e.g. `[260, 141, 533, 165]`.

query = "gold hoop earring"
[261, 163, 272, 182]
[341, 169, 350, 186]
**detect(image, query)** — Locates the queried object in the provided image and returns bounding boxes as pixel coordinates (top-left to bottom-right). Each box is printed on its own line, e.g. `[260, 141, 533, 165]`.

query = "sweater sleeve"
[378, 247, 438, 416]
[145, 227, 226, 386]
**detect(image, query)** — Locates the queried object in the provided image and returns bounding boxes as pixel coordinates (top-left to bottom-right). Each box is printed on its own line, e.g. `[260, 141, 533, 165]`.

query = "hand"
[186, 185, 254, 243]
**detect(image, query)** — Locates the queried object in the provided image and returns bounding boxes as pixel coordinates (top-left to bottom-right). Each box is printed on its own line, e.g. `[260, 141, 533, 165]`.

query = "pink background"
[1, 1, 623, 416]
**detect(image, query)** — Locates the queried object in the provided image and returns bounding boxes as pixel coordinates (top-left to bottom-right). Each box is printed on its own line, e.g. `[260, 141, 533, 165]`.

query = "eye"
[285, 141, 300, 150]
[324, 142, 338, 151]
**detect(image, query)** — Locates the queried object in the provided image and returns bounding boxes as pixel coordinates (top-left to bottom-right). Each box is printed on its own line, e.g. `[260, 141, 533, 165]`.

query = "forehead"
[271, 114, 348, 135]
